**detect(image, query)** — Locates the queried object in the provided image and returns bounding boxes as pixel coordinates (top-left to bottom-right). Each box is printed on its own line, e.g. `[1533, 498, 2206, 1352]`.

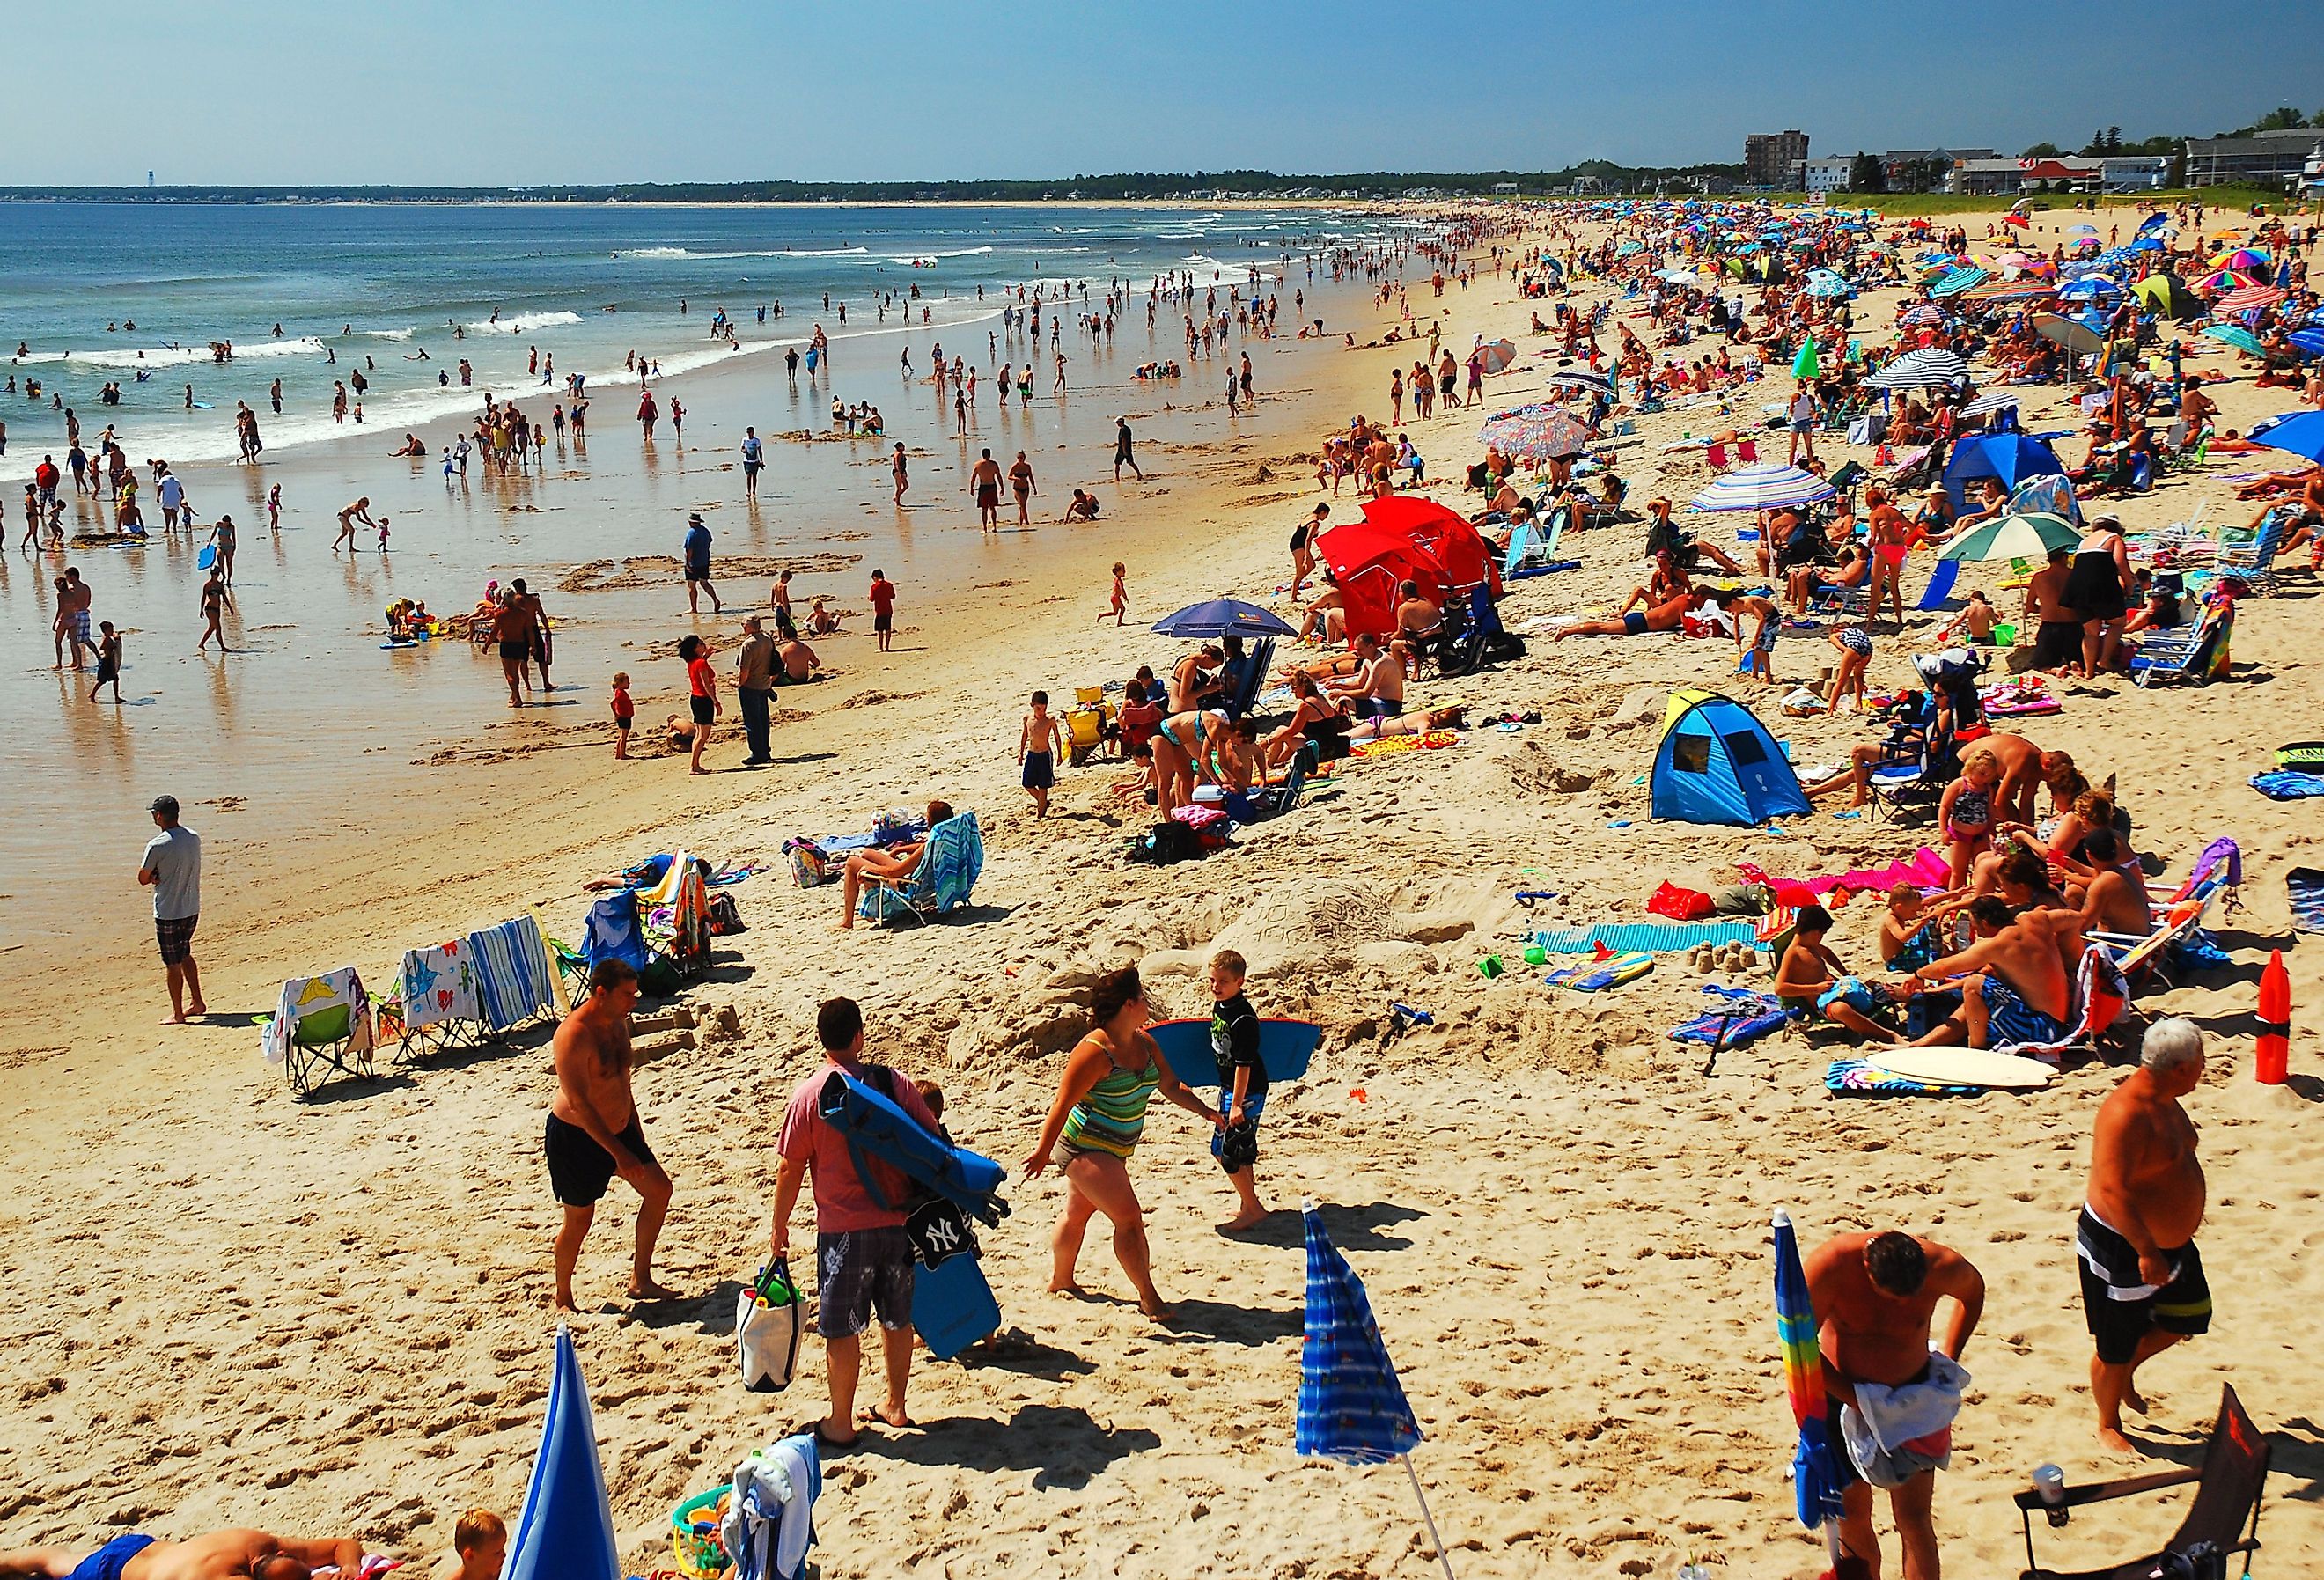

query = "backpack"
[784, 836, 833, 888]
[1128, 820, 1200, 866]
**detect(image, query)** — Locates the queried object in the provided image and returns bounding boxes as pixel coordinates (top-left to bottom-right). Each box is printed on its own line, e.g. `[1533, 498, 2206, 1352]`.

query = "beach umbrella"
[1931, 268, 1989, 298]
[1939, 510, 2079, 562]
[2130, 236, 2165, 253]
[2001, 211, 2030, 229]
[1898, 305, 1945, 328]
[2289, 329, 2324, 361]
[1474, 338, 1518, 374]
[2250, 409, 2324, 465]
[2056, 276, 2120, 300]
[1959, 388, 2023, 421]
[1540, 361, 1613, 397]
[1151, 597, 1296, 640]
[2202, 324, 2264, 356]
[2211, 247, 2269, 271]
[504, 1327, 621, 1580]
[2215, 285, 2284, 315]
[1773, 1210, 1846, 1571]
[1963, 280, 2054, 304]
[2191, 268, 2258, 295]
[1864, 348, 1968, 390]
[1689, 464, 1836, 512]
[2032, 313, 2105, 356]
[1801, 275, 1852, 298]
[1792, 339, 1820, 379]
[1298, 1202, 1455, 1580]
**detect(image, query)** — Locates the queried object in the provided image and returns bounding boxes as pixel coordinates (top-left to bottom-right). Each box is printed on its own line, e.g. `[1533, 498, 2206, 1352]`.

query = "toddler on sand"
[610, 672, 635, 759]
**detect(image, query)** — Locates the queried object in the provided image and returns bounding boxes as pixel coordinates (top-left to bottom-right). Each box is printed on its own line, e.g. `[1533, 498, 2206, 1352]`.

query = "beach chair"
[1736, 436, 1759, 465]
[2091, 874, 2225, 989]
[1987, 942, 2130, 1064]
[859, 812, 984, 927]
[261, 966, 379, 1099]
[642, 850, 713, 981]
[2129, 600, 2232, 688]
[2211, 510, 2291, 593]
[467, 914, 563, 1035]
[384, 938, 483, 1066]
[1206, 741, 1319, 823]
[1223, 638, 1275, 719]
[1704, 441, 1730, 472]
[2013, 1384, 2267, 1580]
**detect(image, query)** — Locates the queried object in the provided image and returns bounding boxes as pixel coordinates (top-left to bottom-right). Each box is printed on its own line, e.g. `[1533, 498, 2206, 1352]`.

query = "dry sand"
[4, 208, 2321, 1580]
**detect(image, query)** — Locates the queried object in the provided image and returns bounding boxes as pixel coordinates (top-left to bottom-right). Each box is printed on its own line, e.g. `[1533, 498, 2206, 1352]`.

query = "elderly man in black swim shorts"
[546, 959, 675, 1311]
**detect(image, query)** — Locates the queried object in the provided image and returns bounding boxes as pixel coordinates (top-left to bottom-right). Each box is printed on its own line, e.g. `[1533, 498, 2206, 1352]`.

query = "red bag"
[1647, 881, 1714, 921]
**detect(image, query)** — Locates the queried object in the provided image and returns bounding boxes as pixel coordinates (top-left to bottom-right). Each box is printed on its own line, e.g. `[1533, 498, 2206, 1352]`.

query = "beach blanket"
[261, 967, 375, 1064]
[466, 915, 558, 1033]
[1739, 847, 1949, 908]
[1668, 986, 1791, 1050]
[1533, 921, 1759, 954]
[2288, 868, 2324, 935]
[396, 940, 479, 1030]
[1826, 1058, 1977, 1099]
[2251, 769, 2324, 800]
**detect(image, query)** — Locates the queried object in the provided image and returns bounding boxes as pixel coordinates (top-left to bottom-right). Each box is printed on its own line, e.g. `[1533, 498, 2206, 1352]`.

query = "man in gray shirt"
[137, 794, 205, 1024]
[732, 614, 776, 767]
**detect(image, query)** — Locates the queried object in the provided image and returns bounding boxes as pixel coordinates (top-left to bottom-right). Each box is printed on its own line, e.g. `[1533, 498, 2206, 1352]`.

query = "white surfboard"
[1857, 1047, 2056, 1091]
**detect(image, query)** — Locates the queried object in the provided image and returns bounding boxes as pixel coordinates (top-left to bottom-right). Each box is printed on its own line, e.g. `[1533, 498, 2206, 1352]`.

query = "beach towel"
[1348, 731, 1461, 757]
[1668, 986, 1791, 1050]
[1989, 944, 2129, 1063]
[2287, 868, 2324, 935]
[261, 967, 376, 1064]
[2251, 769, 2324, 800]
[1739, 848, 1949, 908]
[397, 940, 479, 1030]
[1825, 1059, 1977, 1099]
[1839, 1351, 1968, 1488]
[1532, 921, 1760, 954]
[720, 1435, 821, 1580]
[467, 915, 558, 1033]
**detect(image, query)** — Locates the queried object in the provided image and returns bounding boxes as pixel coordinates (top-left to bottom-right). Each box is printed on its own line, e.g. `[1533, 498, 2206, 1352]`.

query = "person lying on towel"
[0, 1527, 365, 1580]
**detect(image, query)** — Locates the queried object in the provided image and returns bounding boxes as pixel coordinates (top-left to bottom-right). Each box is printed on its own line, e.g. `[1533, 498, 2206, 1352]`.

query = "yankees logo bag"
[735, 1257, 805, 1393]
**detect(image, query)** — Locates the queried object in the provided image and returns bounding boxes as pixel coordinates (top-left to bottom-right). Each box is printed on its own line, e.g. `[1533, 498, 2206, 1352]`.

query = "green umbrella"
[1792, 339, 1820, 380]
[1938, 511, 2080, 563]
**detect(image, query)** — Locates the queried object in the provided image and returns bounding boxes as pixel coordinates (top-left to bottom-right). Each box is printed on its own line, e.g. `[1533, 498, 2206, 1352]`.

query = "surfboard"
[1545, 950, 1653, 992]
[1145, 1017, 1322, 1090]
[1851, 1047, 2055, 1091]
[197, 544, 217, 570]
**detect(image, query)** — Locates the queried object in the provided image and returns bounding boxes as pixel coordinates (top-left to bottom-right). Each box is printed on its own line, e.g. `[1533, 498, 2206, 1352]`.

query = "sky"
[9, 0, 2323, 187]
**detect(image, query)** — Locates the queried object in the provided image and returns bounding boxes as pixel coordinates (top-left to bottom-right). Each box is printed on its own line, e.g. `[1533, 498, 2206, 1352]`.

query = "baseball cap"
[149, 795, 179, 819]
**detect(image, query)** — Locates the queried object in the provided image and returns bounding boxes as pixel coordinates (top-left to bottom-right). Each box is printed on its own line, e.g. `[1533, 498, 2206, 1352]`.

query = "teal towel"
[1531, 921, 1760, 954]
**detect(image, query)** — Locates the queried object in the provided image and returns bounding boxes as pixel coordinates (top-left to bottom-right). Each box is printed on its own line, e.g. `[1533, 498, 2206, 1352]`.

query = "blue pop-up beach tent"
[1651, 691, 1809, 827]
[1943, 433, 2064, 516]
[503, 1326, 621, 1580]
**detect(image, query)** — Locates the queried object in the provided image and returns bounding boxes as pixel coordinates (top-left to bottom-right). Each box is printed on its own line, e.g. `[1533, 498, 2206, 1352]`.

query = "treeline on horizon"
[0, 163, 1747, 204]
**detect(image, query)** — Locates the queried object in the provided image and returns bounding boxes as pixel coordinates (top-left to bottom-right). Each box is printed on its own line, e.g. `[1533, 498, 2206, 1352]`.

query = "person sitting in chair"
[1905, 895, 2079, 1049]
[836, 799, 953, 931]
[1393, 581, 1441, 677]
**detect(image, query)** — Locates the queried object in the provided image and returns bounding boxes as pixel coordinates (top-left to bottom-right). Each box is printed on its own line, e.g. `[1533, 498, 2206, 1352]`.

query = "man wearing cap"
[683, 513, 720, 614]
[137, 797, 204, 1025]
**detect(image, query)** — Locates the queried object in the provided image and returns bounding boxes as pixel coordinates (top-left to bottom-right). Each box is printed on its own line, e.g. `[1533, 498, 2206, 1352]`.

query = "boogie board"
[2276, 741, 2324, 770]
[197, 544, 217, 570]
[911, 1248, 1002, 1359]
[817, 1070, 1008, 1224]
[1145, 1017, 1321, 1090]
[1850, 1047, 2055, 1091]
[1545, 950, 1653, 992]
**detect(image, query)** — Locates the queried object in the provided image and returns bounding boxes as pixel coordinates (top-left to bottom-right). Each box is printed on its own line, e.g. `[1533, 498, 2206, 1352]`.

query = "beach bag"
[1647, 881, 1715, 921]
[708, 892, 746, 936]
[735, 1259, 805, 1393]
[1129, 820, 1199, 866]
[784, 837, 833, 888]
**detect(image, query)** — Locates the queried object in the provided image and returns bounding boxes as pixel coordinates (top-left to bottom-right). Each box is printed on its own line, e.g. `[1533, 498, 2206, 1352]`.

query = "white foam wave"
[357, 327, 416, 341]
[13, 336, 327, 371]
[463, 310, 584, 334]
[883, 246, 995, 264]
[616, 246, 872, 261]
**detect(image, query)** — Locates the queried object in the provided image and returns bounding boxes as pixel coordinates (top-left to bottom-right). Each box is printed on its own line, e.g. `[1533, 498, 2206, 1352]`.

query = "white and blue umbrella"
[1865, 348, 1969, 390]
[1299, 1202, 1454, 1576]
[1689, 464, 1837, 512]
[504, 1327, 621, 1580]
[2057, 276, 2121, 300]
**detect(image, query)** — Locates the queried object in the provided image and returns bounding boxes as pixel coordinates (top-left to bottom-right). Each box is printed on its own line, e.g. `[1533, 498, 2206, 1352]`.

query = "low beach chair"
[2091, 874, 2225, 988]
[2013, 1384, 2267, 1580]
[642, 850, 713, 981]
[2212, 509, 2291, 593]
[1987, 942, 2130, 1064]
[385, 938, 483, 1066]
[859, 812, 985, 927]
[261, 966, 379, 1099]
[467, 914, 563, 1035]
[2129, 600, 2232, 688]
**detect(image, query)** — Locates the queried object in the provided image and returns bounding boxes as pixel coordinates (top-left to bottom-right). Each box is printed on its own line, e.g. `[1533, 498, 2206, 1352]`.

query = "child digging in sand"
[1209, 949, 1270, 1231]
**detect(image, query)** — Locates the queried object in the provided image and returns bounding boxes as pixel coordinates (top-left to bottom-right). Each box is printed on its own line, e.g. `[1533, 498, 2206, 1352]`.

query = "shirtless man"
[1804, 1230, 1985, 1580]
[0, 1527, 364, 1580]
[490, 593, 536, 707]
[2022, 547, 2082, 676]
[333, 496, 376, 553]
[1552, 586, 1695, 641]
[1906, 895, 2076, 1049]
[55, 568, 96, 670]
[968, 447, 1003, 530]
[2081, 1018, 2210, 1454]
[2068, 828, 2153, 938]
[510, 577, 552, 691]
[1326, 631, 1404, 717]
[776, 636, 820, 682]
[546, 959, 675, 1311]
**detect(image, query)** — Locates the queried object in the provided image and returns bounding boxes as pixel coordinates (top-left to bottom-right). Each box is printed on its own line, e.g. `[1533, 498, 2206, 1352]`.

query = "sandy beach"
[4, 200, 2322, 1580]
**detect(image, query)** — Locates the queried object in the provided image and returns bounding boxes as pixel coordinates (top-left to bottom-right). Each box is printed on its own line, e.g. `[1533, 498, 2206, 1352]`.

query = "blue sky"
[10, 0, 2321, 185]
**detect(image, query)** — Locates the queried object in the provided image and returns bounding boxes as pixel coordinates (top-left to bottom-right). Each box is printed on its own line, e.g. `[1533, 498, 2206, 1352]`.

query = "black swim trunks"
[499, 640, 527, 661]
[2034, 620, 2084, 668]
[2077, 1206, 2211, 1364]
[544, 1110, 654, 1207]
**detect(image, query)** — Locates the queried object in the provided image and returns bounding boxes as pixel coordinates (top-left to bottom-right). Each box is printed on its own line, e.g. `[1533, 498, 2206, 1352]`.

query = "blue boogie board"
[911, 1246, 1002, 1359]
[817, 1070, 1008, 1224]
[1144, 1018, 1321, 1090]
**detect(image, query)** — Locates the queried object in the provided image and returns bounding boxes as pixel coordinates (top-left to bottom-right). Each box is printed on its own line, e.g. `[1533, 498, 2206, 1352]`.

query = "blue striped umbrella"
[1689, 465, 1837, 512]
[1298, 1202, 1454, 1578]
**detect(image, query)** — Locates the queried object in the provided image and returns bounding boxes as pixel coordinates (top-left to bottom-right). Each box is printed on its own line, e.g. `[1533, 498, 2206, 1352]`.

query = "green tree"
[2022, 141, 2063, 158]
[1849, 152, 1886, 193]
[2256, 106, 2305, 131]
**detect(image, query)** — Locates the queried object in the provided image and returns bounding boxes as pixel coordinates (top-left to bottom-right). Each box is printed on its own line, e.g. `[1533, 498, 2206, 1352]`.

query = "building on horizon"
[1883, 148, 1996, 194]
[1744, 129, 1808, 187]
[2183, 127, 2324, 189]
[1798, 157, 1853, 195]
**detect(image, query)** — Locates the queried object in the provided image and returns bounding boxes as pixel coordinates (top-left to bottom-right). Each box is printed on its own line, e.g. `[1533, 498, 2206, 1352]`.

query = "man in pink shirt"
[769, 996, 939, 1446]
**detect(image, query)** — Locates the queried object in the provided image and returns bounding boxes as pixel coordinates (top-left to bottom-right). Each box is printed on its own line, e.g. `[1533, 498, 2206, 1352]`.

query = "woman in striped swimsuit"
[1026, 966, 1220, 1319]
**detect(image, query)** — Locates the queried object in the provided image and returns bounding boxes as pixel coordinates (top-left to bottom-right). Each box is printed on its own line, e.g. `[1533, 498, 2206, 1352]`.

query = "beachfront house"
[2183, 127, 2324, 189]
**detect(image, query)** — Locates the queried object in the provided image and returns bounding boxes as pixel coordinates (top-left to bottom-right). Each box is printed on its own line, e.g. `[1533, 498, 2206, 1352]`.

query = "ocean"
[0, 201, 1384, 479]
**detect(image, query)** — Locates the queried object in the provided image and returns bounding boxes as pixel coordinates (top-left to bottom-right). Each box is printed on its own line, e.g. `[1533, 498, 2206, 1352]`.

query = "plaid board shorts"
[155, 914, 198, 966]
[815, 1226, 916, 1339]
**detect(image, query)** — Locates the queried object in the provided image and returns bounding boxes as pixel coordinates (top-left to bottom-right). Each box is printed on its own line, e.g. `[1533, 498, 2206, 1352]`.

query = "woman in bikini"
[1264, 672, 1342, 768]
[1151, 707, 1231, 815]
[1025, 967, 1219, 1319]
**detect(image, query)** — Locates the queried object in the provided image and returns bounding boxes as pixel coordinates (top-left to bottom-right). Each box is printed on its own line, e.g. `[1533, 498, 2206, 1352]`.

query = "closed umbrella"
[2032, 313, 2105, 356]
[1151, 597, 1296, 639]
[1689, 464, 1837, 512]
[1298, 1202, 1455, 1580]
[1793, 339, 1820, 379]
[504, 1327, 621, 1580]
[2202, 324, 2263, 356]
[1864, 348, 1968, 390]
[1939, 510, 2080, 562]
[1773, 1210, 1846, 1574]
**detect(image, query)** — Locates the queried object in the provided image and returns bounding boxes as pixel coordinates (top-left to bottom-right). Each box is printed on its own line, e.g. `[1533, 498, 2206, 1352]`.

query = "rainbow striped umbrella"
[2210, 247, 2270, 271]
[2192, 268, 2259, 295]
[1774, 1209, 1845, 1564]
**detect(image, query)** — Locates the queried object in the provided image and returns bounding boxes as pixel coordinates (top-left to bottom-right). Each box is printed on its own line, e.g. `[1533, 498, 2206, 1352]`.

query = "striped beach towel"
[1532, 920, 1759, 955]
[467, 915, 557, 1033]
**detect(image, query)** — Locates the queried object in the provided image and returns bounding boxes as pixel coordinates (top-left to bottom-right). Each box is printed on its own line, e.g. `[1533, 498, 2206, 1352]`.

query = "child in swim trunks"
[1208, 949, 1269, 1231]
[1775, 903, 1904, 1044]
[1019, 691, 1062, 819]
[1939, 746, 2003, 889]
